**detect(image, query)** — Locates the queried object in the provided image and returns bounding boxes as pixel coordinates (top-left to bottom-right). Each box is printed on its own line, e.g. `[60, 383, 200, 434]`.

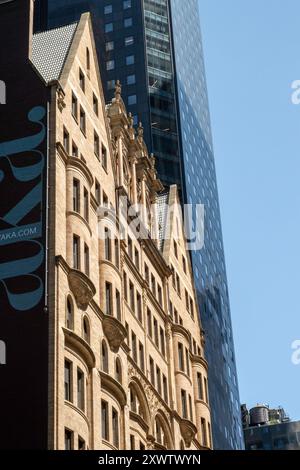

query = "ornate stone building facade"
[32, 12, 211, 450]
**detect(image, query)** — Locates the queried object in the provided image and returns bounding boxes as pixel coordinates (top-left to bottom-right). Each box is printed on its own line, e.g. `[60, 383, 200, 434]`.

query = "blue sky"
[199, 0, 300, 420]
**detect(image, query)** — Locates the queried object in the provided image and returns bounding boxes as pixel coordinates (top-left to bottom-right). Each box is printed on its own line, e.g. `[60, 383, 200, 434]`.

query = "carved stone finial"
[115, 80, 122, 101]
[137, 122, 144, 139]
[150, 153, 156, 169]
[128, 112, 134, 128]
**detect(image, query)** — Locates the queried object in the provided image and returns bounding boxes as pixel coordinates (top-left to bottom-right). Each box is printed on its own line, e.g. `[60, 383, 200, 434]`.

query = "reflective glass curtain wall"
[169, 0, 243, 449]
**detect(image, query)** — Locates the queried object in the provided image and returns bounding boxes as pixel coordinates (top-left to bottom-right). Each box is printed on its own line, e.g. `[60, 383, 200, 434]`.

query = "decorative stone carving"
[179, 418, 197, 448]
[57, 88, 66, 112]
[102, 315, 127, 353]
[128, 364, 171, 421]
[68, 269, 96, 310]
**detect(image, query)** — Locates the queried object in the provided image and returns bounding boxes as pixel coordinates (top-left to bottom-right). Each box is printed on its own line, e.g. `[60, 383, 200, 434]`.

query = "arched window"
[154, 414, 171, 448]
[66, 296, 74, 330]
[115, 358, 122, 383]
[101, 340, 109, 373]
[129, 385, 145, 420]
[83, 316, 90, 343]
[155, 418, 163, 445]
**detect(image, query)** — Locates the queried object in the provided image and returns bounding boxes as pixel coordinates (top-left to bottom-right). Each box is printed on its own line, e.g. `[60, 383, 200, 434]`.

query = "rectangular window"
[80, 107, 86, 134]
[94, 131, 100, 157]
[128, 94, 137, 105]
[139, 342, 144, 372]
[171, 266, 175, 288]
[104, 228, 112, 260]
[147, 309, 152, 338]
[208, 422, 212, 448]
[63, 127, 69, 153]
[78, 436, 85, 450]
[144, 263, 149, 284]
[156, 366, 161, 395]
[185, 348, 190, 376]
[174, 308, 178, 324]
[123, 0, 131, 9]
[197, 373, 204, 400]
[126, 54, 135, 66]
[136, 292, 142, 323]
[140, 442, 145, 450]
[151, 274, 156, 297]
[181, 389, 187, 419]
[149, 356, 155, 385]
[105, 41, 114, 52]
[157, 285, 162, 305]
[107, 79, 116, 90]
[182, 256, 187, 274]
[125, 36, 134, 47]
[189, 394, 193, 421]
[77, 368, 85, 411]
[201, 418, 207, 447]
[190, 298, 194, 319]
[103, 192, 108, 207]
[178, 343, 184, 371]
[125, 321, 129, 343]
[106, 59, 115, 71]
[102, 144, 108, 170]
[73, 235, 80, 270]
[104, 4, 112, 14]
[64, 360, 72, 402]
[131, 331, 137, 362]
[129, 281, 135, 312]
[73, 179, 80, 213]
[169, 300, 173, 319]
[112, 408, 119, 448]
[101, 401, 109, 441]
[72, 141, 78, 157]
[123, 271, 128, 301]
[105, 23, 113, 33]
[72, 92, 78, 120]
[160, 327, 165, 357]
[105, 227, 112, 261]
[116, 289, 121, 321]
[154, 318, 159, 348]
[204, 377, 208, 403]
[84, 188, 89, 222]
[79, 68, 85, 92]
[95, 180, 101, 204]
[93, 93, 99, 115]
[130, 435, 135, 450]
[105, 282, 112, 315]
[173, 240, 178, 258]
[128, 236, 133, 259]
[65, 429, 73, 450]
[134, 247, 139, 270]
[84, 244, 89, 277]
[124, 17, 133, 28]
[115, 239, 120, 268]
[185, 289, 189, 311]
[163, 375, 168, 404]
[176, 274, 181, 296]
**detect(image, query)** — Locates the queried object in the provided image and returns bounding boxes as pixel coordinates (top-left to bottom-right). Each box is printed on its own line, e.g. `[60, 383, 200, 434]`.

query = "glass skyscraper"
[35, 0, 244, 449]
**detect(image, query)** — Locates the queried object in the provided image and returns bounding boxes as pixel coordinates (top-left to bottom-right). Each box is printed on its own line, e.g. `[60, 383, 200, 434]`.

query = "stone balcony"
[102, 314, 127, 353]
[68, 269, 96, 311]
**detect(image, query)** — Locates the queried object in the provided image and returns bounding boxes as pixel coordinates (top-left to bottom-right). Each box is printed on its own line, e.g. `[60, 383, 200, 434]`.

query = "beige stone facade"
[46, 13, 212, 451]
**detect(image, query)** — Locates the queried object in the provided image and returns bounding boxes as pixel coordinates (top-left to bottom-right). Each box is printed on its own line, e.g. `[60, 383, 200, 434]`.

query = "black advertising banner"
[0, 0, 49, 448]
